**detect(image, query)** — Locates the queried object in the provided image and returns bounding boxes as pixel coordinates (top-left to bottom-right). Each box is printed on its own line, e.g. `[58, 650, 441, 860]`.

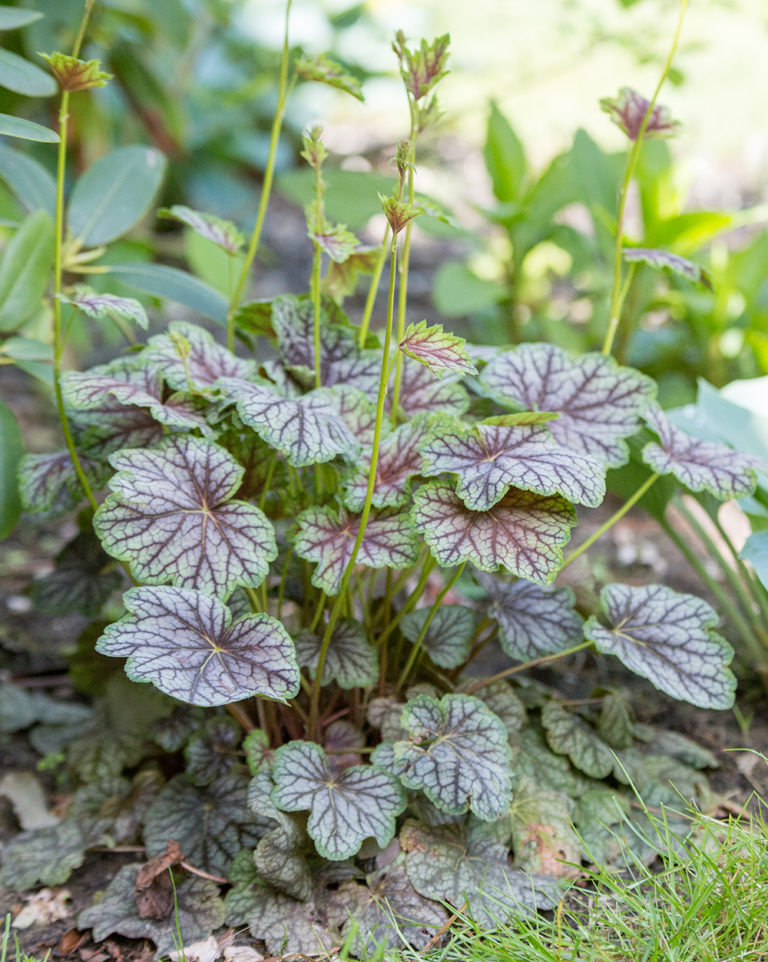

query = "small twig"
[179, 861, 227, 884]
[420, 903, 465, 954]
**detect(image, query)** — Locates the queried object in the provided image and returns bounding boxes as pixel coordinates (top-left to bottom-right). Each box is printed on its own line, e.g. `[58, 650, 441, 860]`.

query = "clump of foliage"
[0, 1, 763, 958]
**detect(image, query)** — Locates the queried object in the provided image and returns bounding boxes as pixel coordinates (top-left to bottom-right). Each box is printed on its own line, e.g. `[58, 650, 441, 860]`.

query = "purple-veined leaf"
[465, 680, 527, 742]
[94, 436, 277, 598]
[400, 605, 477, 669]
[328, 385, 378, 448]
[159, 205, 244, 253]
[326, 246, 379, 301]
[60, 286, 148, 328]
[477, 573, 583, 661]
[217, 378, 359, 466]
[295, 617, 378, 689]
[482, 411, 560, 426]
[623, 248, 712, 290]
[642, 404, 757, 500]
[412, 481, 576, 584]
[248, 772, 313, 900]
[272, 294, 381, 397]
[600, 87, 680, 141]
[271, 741, 406, 860]
[401, 818, 559, 927]
[584, 583, 736, 709]
[343, 413, 435, 511]
[293, 504, 420, 594]
[296, 52, 364, 100]
[479, 343, 655, 466]
[309, 223, 360, 263]
[73, 404, 164, 460]
[143, 322, 255, 392]
[18, 450, 108, 514]
[399, 320, 478, 378]
[184, 716, 243, 786]
[97, 586, 299, 706]
[381, 693, 513, 820]
[540, 701, 615, 779]
[30, 531, 122, 617]
[393, 357, 469, 419]
[325, 719, 365, 774]
[420, 420, 606, 511]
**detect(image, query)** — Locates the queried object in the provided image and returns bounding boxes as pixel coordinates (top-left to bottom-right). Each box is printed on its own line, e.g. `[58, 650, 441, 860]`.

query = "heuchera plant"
[0, 1, 762, 957]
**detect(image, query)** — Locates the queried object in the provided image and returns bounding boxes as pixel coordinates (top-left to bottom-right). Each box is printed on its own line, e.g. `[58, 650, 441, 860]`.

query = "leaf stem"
[226, 0, 293, 349]
[463, 640, 593, 694]
[560, 473, 660, 570]
[358, 230, 390, 348]
[601, 0, 688, 356]
[375, 554, 437, 647]
[389, 142, 416, 424]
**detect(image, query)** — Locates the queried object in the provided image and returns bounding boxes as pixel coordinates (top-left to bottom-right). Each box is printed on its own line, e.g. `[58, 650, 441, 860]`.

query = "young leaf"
[296, 52, 364, 100]
[541, 702, 615, 779]
[293, 504, 420, 595]
[479, 343, 655, 466]
[399, 320, 478, 378]
[40, 52, 111, 92]
[394, 356, 469, 419]
[642, 404, 758, 500]
[217, 379, 359, 467]
[243, 729, 273, 774]
[271, 741, 406, 860]
[420, 421, 606, 510]
[60, 286, 149, 329]
[30, 531, 122, 616]
[309, 223, 360, 263]
[401, 818, 558, 928]
[94, 436, 277, 598]
[0, 113, 58, 143]
[143, 322, 255, 392]
[326, 246, 380, 301]
[478, 574, 583, 661]
[412, 481, 576, 584]
[295, 617, 378, 689]
[400, 604, 477, 669]
[383, 693, 513, 820]
[623, 248, 712, 290]
[600, 87, 680, 141]
[159, 205, 244, 253]
[585, 583, 737, 709]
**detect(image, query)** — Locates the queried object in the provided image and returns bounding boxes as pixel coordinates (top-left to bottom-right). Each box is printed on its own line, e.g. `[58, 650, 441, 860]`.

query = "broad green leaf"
[509, 777, 581, 877]
[420, 420, 605, 511]
[412, 481, 576, 584]
[104, 264, 228, 324]
[143, 773, 261, 876]
[67, 145, 166, 246]
[512, 728, 589, 797]
[484, 100, 527, 203]
[0, 398, 22, 537]
[0, 48, 56, 96]
[184, 716, 243, 785]
[39, 52, 111, 92]
[394, 356, 469, 419]
[143, 321, 254, 391]
[585, 583, 736, 709]
[60, 286, 148, 329]
[294, 504, 420, 595]
[384, 693, 513, 820]
[0, 335, 51, 362]
[597, 691, 635, 749]
[271, 741, 406, 860]
[0, 144, 56, 214]
[0, 208, 54, 331]
[217, 378, 359, 467]
[296, 52, 364, 101]
[0, 113, 58, 142]
[0, 7, 43, 28]
[741, 530, 768, 590]
[478, 573, 583, 661]
[401, 604, 477, 669]
[295, 617, 378, 689]
[572, 787, 631, 865]
[402, 818, 558, 928]
[623, 247, 711, 289]
[399, 320, 478, 378]
[480, 343, 655, 466]
[78, 863, 224, 958]
[643, 404, 757, 500]
[244, 729, 273, 774]
[541, 702, 615, 779]
[249, 772, 312, 900]
[0, 820, 99, 889]
[97, 586, 298, 706]
[30, 531, 122, 616]
[94, 437, 277, 598]
[160, 204, 244, 253]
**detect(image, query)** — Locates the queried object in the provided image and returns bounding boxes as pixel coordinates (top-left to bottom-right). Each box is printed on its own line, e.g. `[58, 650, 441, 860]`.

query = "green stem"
[257, 452, 279, 512]
[560, 473, 660, 570]
[311, 244, 322, 389]
[601, 0, 688, 356]
[226, 0, 293, 349]
[711, 509, 768, 628]
[396, 563, 465, 692]
[376, 555, 437, 648]
[463, 641, 593, 694]
[276, 546, 293, 621]
[390, 149, 415, 425]
[358, 231, 390, 348]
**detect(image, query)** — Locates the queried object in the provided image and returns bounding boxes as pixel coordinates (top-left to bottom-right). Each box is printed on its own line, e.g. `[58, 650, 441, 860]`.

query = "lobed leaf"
[466, 681, 527, 742]
[400, 604, 477, 669]
[0, 820, 99, 889]
[143, 322, 255, 392]
[160, 205, 244, 253]
[412, 481, 576, 584]
[248, 772, 313, 900]
[394, 356, 469, 419]
[295, 617, 378, 689]
[296, 52, 364, 100]
[479, 343, 655, 466]
[309, 222, 360, 263]
[585, 583, 736, 709]
[60, 286, 148, 329]
[184, 716, 244, 786]
[19, 450, 107, 514]
[541, 701, 615, 779]
[509, 778, 582, 877]
[97, 586, 299, 706]
[30, 531, 122, 616]
[399, 320, 478, 378]
[623, 247, 712, 289]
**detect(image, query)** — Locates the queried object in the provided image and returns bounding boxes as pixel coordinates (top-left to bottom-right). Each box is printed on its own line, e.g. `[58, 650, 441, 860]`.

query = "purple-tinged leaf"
[143, 322, 255, 393]
[477, 573, 583, 661]
[40, 52, 111, 92]
[271, 741, 406, 860]
[584, 583, 736, 709]
[623, 248, 712, 290]
[325, 720, 365, 774]
[243, 729, 273, 774]
[642, 403, 757, 500]
[248, 772, 313, 900]
[465, 680, 527, 741]
[400, 320, 478, 378]
[217, 378, 359, 467]
[94, 436, 277, 598]
[343, 413, 435, 511]
[30, 531, 122, 617]
[420, 421, 605, 511]
[309, 223, 360, 263]
[600, 87, 680, 141]
[97, 586, 299, 706]
[479, 343, 655, 466]
[295, 617, 378, 689]
[326, 246, 379, 301]
[184, 716, 243, 786]
[541, 701, 614, 779]
[159, 205, 244, 253]
[74, 405, 164, 460]
[328, 386, 378, 448]
[394, 356, 469, 419]
[18, 451, 107, 514]
[61, 286, 148, 329]
[381, 693, 512, 820]
[400, 605, 477, 669]
[296, 52, 364, 101]
[412, 481, 575, 584]
[293, 504, 419, 595]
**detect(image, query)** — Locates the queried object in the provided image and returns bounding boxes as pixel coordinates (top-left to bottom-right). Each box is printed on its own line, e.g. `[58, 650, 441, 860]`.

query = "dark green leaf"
[541, 702, 615, 779]
[0, 144, 56, 214]
[295, 617, 378, 689]
[484, 101, 526, 203]
[0, 398, 22, 537]
[0, 208, 55, 332]
[184, 716, 243, 785]
[401, 604, 477, 669]
[30, 531, 122, 615]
